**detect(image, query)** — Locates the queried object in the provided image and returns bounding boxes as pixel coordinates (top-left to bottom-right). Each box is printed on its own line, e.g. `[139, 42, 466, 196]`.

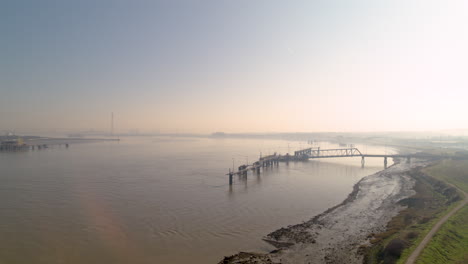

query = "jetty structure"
[228, 153, 286, 185]
[0, 137, 30, 151]
[227, 147, 442, 185]
[0, 136, 70, 152]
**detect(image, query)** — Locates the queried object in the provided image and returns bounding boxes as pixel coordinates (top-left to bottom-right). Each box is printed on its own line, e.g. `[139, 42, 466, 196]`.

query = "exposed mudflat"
[219, 160, 429, 264]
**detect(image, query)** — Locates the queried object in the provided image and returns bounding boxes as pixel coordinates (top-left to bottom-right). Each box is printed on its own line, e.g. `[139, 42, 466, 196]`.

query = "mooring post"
[406, 156, 411, 164]
[228, 169, 233, 185]
[384, 156, 388, 169]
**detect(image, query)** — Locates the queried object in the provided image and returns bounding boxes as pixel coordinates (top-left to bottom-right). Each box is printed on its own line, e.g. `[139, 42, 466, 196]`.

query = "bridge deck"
[308, 154, 436, 158]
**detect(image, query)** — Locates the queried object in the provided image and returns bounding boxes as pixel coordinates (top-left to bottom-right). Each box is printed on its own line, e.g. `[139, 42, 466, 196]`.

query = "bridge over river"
[293, 147, 440, 168]
[228, 147, 442, 185]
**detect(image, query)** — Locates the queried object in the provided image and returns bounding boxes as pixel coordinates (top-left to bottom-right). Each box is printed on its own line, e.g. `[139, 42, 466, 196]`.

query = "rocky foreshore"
[219, 160, 429, 264]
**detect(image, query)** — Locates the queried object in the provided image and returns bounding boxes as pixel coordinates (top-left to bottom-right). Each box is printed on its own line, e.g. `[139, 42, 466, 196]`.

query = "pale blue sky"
[2, 1, 468, 134]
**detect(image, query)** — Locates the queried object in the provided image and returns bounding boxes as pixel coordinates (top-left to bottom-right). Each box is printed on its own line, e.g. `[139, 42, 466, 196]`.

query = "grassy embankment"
[362, 153, 468, 264]
[411, 159, 468, 264]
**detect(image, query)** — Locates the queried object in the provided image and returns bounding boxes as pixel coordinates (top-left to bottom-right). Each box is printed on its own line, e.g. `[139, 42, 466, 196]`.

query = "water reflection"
[0, 137, 392, 264]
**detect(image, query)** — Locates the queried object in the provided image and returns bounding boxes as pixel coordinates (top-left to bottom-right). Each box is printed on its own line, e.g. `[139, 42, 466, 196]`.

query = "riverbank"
[395, 159, 468, 264]
[219, 160, 430, 264]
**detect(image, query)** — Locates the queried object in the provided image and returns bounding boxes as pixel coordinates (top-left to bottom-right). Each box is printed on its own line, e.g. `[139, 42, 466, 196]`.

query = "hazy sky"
[2, 0, 468, 134]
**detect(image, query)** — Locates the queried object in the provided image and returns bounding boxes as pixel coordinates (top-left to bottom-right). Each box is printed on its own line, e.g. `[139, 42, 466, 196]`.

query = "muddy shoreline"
[219, 159, 430, 264]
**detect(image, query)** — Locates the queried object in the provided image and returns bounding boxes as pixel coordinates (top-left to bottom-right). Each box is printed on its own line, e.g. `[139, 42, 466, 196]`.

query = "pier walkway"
[228, 147, 443, 185]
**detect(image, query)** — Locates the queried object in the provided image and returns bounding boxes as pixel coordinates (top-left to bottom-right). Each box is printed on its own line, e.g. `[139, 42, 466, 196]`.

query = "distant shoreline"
[26, 137, 120, 145]
[0, 135, 119, 146]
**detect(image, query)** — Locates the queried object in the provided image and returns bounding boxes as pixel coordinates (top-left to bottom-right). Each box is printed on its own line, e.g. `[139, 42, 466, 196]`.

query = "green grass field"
[423, 159, 468, 193]
[415, 205, 468, 264]
[413, 160, 468, 264]
[363, 168, 460, 264]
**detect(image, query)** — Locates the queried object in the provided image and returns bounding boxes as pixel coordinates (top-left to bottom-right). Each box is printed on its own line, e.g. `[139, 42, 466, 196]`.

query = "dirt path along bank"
[404, 183, 468, 264]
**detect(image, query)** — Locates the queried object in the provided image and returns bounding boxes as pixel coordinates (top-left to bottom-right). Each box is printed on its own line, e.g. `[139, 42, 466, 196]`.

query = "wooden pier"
[227, 153, 282, 185]
[227, 152, 311, 185]
[0, 144, 30, 151]
[1, 141, 70, 152]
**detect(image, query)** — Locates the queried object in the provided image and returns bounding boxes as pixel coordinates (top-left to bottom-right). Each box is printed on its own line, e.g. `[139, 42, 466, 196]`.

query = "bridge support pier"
[361, 156, 365, 168]
[384, 157, 388, 169]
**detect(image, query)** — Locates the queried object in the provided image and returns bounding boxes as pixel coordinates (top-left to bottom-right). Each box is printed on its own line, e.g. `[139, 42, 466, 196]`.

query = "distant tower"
[111, 112, 114, 137]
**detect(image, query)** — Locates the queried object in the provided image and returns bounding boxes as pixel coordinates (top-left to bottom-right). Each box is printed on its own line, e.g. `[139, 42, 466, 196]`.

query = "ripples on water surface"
[0, 137, 393, 263]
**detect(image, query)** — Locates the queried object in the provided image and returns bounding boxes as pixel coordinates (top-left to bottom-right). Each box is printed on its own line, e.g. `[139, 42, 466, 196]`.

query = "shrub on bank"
[384, 238, 408, 259]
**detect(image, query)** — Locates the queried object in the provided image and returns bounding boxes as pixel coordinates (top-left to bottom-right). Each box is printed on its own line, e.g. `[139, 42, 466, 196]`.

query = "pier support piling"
[228, 169, 233, 185]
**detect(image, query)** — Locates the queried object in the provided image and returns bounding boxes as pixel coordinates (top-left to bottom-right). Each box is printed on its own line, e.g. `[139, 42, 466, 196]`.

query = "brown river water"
[0, 136, 393, 263]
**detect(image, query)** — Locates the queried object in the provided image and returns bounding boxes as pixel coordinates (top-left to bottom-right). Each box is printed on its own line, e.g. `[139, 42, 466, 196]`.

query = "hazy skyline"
[2, 0, 468, 134]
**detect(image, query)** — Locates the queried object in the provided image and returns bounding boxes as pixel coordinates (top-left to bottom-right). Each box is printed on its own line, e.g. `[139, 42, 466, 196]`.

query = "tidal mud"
[219, 160, 429, 264]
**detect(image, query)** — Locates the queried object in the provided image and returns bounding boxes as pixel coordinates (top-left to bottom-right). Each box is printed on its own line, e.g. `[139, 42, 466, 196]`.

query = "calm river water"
[0, 136, 393, 263]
